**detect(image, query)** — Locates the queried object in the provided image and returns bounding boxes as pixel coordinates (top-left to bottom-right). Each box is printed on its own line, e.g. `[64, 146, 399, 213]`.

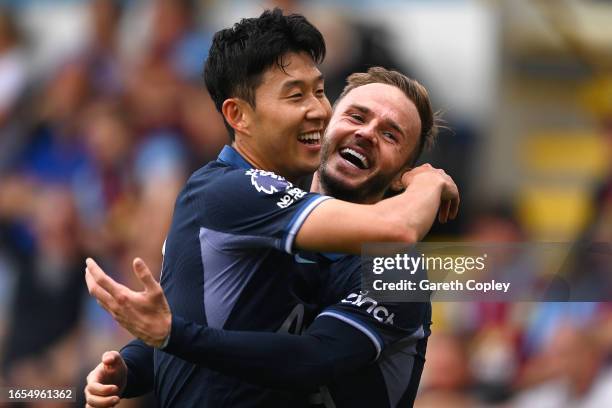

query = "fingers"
[86, 258, 127, 298]
[86, 382, 118, 397]
[86, 362, 105, 384]
[450, 196, 460, 220]
[401, 163, 433, 187]
[85, 270, 118, 311]
[102, 351, 121, 368]
[445, 179, 460, 220]
[85, 362, 120, 408]
[132, 258, 159, 292]
[84, 392, 120, 408]
[438, 200, 451, 224]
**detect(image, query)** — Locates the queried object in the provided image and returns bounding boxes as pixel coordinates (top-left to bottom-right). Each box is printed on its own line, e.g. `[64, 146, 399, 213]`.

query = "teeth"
[298, 131, 321, 143]
[340, 147, 369, 169]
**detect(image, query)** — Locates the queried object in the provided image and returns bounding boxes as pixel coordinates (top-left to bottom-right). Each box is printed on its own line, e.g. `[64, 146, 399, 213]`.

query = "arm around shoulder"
[295, 171, 452, 254]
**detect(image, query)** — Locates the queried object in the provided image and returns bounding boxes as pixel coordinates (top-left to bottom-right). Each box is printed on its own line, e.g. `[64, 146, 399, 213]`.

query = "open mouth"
[339, 147, 370, 170]
[298, 131, 321, 145]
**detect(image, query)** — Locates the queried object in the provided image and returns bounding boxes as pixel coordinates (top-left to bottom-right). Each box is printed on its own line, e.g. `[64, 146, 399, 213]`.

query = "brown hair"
[337, 66, 439, 165]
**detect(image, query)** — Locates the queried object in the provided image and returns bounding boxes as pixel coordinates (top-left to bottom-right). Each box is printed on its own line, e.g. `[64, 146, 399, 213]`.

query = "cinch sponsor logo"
[341, 291, 394, 325]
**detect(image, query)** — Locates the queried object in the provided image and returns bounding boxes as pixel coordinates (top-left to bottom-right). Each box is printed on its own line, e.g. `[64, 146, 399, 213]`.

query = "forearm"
[119, 340, 154, 398]
[163, 315, 375, 390]
[376, 177, 442, 241]
[295, 179, 442, 254]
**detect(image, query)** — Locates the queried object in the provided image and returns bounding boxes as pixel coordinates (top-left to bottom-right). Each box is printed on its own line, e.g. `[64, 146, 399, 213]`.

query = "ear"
[222, 98, 252, 136]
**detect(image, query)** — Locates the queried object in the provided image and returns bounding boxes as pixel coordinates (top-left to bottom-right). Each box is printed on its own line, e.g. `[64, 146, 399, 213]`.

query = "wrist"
[406, 173, 443, 193]
[154, 313, 172, 349]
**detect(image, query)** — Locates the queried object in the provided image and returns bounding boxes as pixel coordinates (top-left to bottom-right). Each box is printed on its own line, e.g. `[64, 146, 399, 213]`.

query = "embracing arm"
[85, 259, 373, 390]
[119, 339, 155, 398]
[295, 165, 459, 254]
[163, 315, 376, 390]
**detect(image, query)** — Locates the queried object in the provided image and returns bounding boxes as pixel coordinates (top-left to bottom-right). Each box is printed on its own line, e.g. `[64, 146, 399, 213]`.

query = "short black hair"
[204, 8, 326, 141]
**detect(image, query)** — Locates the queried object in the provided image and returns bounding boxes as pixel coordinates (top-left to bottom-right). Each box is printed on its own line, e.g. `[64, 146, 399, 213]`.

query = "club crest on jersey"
[245, 169, 292, 194]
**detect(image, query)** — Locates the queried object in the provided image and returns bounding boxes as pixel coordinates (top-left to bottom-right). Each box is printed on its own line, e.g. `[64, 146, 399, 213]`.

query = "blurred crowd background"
[0, 0, 610, 407]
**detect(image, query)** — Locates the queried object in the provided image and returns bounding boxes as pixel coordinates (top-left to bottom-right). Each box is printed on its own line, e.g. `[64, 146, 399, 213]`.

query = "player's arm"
[119, 339, 155, 398]
[86, 258, 374, 390]
[201, 163, 457, 257]
[162, 314, 375, 390]
[295, 165, 459, 254]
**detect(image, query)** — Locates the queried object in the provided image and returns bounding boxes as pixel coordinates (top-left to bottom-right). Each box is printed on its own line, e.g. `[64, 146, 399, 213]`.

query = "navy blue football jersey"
[152, 146, 331, 407]
[310, 255, 432, 408]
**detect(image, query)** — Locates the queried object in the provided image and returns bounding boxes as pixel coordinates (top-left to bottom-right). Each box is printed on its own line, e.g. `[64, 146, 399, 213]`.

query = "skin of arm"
[295, 167, 459, 254]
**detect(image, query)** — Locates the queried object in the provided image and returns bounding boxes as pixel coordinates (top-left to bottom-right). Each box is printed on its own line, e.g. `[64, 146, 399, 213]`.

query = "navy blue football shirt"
[123, 145, 331, 407]
[311, 255, 432, 407]
[119, 146, 431, 407]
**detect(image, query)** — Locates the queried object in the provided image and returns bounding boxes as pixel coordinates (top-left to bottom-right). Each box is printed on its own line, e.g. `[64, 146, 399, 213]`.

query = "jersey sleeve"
[119, 339, 154, 398]
[161, 314, 376, 390]
[195, 168, 331, 254]
[317, 295, 431, 360]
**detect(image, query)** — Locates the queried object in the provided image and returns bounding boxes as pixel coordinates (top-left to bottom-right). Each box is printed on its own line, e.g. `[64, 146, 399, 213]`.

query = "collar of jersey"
[218, 145, 255, 170]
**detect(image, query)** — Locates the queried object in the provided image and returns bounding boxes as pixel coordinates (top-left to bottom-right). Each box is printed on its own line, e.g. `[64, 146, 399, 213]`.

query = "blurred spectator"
[80, 0, 126, 96]
[1, 188, 87, 392]
[73, 100, 137, 260]
[178, 86, 227, 166]
[513, 323, 612, 407]
[416, 332, 478, 407]
[145, 0, 212, 82]
[0, 6, 29, 173]
[0, 6, 27, 126]
[269, 0, 413, 103]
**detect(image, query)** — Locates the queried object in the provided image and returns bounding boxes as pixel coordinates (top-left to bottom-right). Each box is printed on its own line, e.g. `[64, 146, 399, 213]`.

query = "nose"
[355, 122, 378, 147]
[305, 94, 331, 123]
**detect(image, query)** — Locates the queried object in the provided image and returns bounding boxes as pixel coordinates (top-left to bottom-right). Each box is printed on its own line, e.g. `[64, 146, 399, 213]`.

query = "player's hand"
[399, 163, 436, 188]
[401, 164, 460, 224]
[84, 351, 126, 408]
[85, 257, 172, 348]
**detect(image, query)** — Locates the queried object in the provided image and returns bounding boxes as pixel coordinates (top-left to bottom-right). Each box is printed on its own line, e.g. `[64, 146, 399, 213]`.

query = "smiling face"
[239, 51, 332, 182]
[319, 83, 421, 203]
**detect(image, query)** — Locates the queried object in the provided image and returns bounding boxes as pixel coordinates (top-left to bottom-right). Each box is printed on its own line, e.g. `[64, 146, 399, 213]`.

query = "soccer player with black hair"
[85, 9, 458, 408]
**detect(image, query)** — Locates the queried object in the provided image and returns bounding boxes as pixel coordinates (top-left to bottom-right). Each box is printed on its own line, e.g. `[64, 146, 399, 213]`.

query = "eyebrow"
[280, 75, 325, 92]
[349, 103, 406, 138]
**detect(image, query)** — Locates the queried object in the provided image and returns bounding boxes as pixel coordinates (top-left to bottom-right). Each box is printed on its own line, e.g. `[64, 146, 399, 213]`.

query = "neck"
[232, 139, 302, 184]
